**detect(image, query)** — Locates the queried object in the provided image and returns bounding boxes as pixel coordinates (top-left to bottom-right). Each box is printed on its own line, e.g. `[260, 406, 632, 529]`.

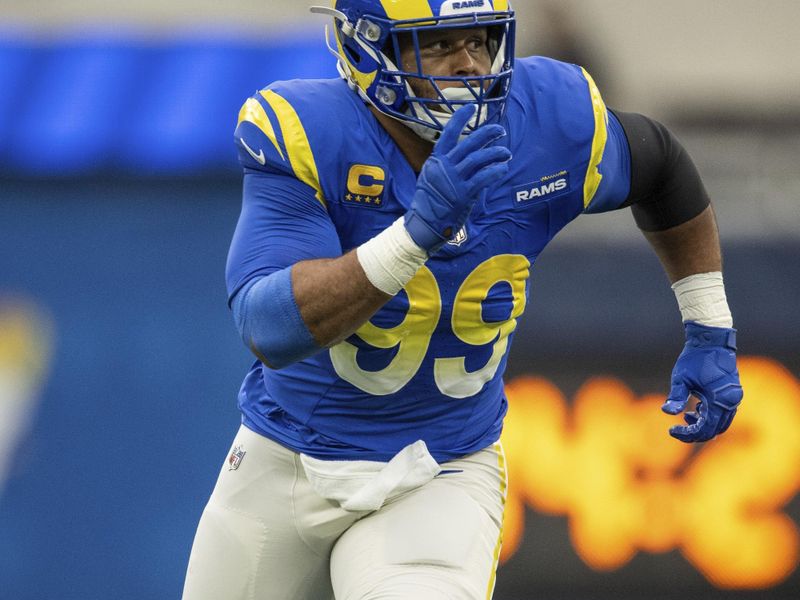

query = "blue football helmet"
[311, 0, 516, 141]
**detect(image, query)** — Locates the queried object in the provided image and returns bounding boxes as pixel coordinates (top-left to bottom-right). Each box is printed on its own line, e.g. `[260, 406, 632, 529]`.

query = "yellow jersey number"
[330, 254, 530, 398]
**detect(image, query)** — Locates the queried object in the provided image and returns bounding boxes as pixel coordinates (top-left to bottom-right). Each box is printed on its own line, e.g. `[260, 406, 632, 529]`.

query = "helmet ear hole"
[343, 44, 362, 66]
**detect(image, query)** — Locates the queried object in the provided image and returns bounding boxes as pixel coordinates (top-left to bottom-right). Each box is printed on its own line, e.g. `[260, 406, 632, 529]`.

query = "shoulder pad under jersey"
[234, 78, 355, 210]
[510, 57, 611, 210]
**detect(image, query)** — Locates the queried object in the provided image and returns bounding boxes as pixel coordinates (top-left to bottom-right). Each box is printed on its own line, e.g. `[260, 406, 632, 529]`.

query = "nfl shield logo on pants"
[228, 445, 246, 471]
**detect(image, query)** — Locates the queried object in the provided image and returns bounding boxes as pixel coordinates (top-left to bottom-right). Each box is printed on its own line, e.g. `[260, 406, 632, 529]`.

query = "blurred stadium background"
[0, 1, 798, 598]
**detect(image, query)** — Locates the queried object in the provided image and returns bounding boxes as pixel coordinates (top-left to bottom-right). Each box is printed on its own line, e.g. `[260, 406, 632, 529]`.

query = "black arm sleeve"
[610, 109, 710, 232]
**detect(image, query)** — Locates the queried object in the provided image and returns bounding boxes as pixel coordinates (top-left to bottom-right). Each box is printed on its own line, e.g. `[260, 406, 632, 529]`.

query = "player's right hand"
[404, 105, 512, 254]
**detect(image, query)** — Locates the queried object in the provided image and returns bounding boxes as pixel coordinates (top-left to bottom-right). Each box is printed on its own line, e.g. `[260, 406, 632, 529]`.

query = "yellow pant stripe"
[581, 67, 608, 209]
[260, 90, 327, 209]
[485, 441, 507, 599]
[237, 98, 285, 162]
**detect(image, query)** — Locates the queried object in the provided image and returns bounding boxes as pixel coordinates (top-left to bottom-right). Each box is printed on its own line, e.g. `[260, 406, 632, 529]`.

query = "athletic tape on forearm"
[356, 217, 429, 296]
[671, 271, 733, 328]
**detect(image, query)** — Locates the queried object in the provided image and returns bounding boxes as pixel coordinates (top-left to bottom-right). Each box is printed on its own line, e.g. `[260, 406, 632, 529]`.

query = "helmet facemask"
[314, 5, 515, 142]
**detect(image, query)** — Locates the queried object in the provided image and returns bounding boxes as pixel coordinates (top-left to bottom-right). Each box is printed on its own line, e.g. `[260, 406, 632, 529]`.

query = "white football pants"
[182, 425, 507, 600]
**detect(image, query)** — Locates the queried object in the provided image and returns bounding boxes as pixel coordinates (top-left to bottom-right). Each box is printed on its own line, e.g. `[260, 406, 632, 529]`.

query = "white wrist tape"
[672, 271, 733, 328]
[357, 218, 428, 296]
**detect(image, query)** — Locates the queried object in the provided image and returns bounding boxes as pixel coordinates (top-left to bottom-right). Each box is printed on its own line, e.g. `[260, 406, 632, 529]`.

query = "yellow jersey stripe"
[485, 441, 507, 600]
[260, 90, 327, 209]
[237, 98, 285, 162]
[379, 0, 434, 21]
[581, 67, 608, 209]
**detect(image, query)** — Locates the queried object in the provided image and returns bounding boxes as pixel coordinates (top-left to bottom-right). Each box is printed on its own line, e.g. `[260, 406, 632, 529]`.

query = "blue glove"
[405, 104, 512, 254]
[662, 321, 743, 442]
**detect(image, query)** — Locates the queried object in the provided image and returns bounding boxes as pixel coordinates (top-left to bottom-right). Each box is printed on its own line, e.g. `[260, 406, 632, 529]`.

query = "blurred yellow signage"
[0, 301, 52, 496]
[500, 357, 800, 589]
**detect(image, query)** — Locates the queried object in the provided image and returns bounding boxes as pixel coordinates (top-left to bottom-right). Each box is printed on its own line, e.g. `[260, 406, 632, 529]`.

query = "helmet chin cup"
[403, 87, 486, 142]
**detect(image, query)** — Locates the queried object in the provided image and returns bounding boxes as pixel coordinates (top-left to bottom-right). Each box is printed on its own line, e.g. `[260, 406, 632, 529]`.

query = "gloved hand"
[662, 321, 743, 442]
[404, 104, 512, 254]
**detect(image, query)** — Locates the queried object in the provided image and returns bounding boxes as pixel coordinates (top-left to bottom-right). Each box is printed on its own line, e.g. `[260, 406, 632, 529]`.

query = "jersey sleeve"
[508, 58, 632, 217]
[234, 87, 328, 210]
[578, 69, 632, 214]
[225, 169, 343, 305]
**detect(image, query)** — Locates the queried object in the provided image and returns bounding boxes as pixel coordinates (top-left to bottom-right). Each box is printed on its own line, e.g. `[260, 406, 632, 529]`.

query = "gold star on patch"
[345, 193, 353, 201]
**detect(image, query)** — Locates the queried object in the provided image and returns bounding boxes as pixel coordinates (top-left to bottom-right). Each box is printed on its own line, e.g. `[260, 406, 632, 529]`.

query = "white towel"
[300, 440, 441, 512]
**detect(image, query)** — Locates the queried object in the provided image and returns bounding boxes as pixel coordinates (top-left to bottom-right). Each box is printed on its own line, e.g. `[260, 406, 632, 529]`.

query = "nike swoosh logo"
[240, 138, 265, 165]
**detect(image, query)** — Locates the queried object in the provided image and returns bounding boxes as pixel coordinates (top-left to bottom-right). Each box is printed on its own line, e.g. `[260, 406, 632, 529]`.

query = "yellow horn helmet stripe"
[335, 30, 377, 91]
[379, 0, 434, 21]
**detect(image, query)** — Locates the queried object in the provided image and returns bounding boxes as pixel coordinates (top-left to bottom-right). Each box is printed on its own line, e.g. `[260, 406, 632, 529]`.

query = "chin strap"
[402, 87, 488, 142]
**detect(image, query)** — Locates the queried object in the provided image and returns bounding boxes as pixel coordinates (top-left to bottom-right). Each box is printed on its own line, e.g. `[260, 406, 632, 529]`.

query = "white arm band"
[672, 271, 733, 328]
[356, 218, 428, 296]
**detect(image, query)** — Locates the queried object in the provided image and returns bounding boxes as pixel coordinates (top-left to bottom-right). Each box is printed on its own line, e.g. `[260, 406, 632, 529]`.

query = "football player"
[183, 1, 743, 598]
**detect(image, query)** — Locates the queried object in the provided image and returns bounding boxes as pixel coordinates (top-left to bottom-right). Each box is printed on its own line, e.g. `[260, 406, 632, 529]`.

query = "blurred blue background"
[1, 1, 798, 599]
[0, 28, 334, 176]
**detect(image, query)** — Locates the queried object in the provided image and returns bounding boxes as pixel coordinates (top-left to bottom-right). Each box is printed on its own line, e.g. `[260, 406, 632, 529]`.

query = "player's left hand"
[661, 321, 743, 443]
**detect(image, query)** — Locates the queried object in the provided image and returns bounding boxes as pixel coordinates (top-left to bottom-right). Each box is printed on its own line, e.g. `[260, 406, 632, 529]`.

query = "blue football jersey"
[227, 57, 632, 462]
